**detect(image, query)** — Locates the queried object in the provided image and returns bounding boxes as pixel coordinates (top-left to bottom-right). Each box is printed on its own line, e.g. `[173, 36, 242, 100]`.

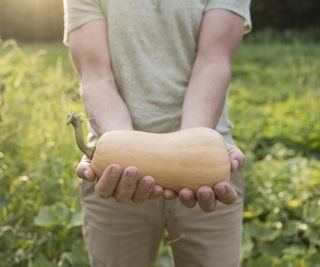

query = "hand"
[167, 143, 246, 212]
[76, 156, 164, 202]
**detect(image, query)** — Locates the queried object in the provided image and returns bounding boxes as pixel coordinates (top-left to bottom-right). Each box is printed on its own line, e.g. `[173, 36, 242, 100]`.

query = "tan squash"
[67, 112, 230, 192]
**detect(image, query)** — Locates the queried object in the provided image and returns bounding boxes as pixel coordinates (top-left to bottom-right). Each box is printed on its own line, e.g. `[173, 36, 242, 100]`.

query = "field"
[0, 38, 319, 267]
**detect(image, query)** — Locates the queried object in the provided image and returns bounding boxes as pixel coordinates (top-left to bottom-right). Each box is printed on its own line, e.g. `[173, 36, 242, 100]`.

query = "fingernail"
[127, 170, 136, 179]
[233, 160, 239, 171]
[200, 192, 211, 200]
[111, 167, 120, 178]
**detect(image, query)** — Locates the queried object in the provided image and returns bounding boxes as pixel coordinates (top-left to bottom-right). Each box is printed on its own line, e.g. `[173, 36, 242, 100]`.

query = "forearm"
[180, 59, 230, 129]
[68, 21, 133, 135]
[180, 9, 244, 130]
[81, 78, 132, 136]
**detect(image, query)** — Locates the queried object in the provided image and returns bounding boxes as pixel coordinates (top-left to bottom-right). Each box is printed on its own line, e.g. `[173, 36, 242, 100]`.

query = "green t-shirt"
[64, 0, 251, 142]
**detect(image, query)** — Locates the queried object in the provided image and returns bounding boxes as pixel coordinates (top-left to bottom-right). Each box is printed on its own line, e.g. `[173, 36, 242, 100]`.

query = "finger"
[237, 149, 246, 169]
[76, 160, 96, 181]
[148, 185, 164, 199]
[114, 166, 138, 202]
[132, 176, 155, 202]
[213, 181, 237, 205]
[81, 155, 91, 163]
[197, 186, 216, 213]
[179, 188, 196, 208]
[227, 144, 246, 171]
[95, 164, 123, 198]
[163, 189, 177, 200]
[231, 159, 240, 173]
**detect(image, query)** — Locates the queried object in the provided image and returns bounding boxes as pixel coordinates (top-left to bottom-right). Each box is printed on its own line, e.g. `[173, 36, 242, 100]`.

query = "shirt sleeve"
[63, 0, 105, 45]
[206, 0, 252, 34]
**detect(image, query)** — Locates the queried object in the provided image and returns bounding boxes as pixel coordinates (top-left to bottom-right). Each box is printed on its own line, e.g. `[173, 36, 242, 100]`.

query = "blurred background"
[1, 0, 320, 42]
[0, 1, 319, 267]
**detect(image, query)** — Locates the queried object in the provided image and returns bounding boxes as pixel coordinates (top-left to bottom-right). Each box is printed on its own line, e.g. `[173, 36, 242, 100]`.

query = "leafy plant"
[0, 38, 319, 267]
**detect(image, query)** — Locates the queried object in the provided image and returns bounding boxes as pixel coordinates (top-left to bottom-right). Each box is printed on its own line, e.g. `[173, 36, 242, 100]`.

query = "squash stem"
[66, 112, 95, 159]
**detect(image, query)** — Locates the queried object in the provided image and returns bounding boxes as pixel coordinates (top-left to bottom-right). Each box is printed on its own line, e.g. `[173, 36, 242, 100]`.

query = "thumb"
[76, 160, 96, 181]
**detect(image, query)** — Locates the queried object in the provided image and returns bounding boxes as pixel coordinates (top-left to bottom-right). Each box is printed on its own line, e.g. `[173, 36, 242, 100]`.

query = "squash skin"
[91, 127, 230, 192]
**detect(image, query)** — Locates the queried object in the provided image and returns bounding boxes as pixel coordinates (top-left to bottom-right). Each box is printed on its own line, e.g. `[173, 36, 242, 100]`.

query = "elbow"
[80, 76, 116, 101]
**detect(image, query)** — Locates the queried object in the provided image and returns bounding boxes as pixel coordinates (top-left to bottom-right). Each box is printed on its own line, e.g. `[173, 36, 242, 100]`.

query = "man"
[64, 1, 251, 266]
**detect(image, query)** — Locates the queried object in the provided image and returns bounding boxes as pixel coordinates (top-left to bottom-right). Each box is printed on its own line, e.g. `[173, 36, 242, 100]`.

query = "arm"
[179, 10, 246, 212]
[68, 21, 132, 135]
[68, 21, 163, 202]
[181, 9, 244, 129]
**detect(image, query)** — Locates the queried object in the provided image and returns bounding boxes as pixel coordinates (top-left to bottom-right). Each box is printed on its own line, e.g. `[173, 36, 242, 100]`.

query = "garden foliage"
[0, 39, 319, 267]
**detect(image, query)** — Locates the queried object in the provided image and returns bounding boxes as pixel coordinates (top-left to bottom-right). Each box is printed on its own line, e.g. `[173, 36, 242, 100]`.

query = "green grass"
[0, 38, 319, 267]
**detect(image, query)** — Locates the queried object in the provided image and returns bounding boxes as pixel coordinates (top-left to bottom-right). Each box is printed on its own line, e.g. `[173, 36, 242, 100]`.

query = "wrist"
[99, 124, 133, 135]
[90, 117, 133, 136]
[81, 80, 133, 136]
[180, 113, 220, 130]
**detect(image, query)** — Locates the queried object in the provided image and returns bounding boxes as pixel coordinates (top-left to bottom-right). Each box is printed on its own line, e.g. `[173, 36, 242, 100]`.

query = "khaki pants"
[80, 172, 244, 267]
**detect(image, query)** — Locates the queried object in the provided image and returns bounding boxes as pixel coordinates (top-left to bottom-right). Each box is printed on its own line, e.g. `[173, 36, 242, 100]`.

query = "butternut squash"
[67, 112, 230, 192]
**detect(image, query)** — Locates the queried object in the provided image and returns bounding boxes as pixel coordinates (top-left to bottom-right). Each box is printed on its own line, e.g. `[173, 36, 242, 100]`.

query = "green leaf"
[258, 241, 286, 258]
[34, 202, 68, 227]
[66, 211, 82, 229]
[70, 242, 89, 266]
[305, 246, 320, 267]
[305, 227, 320, 246]
[303, 200, 320, 225]
[282, 245, 306, 256]
[245, 220, 281, 241]
[243, 203, 264, 219]
[29, 254, 57, 267]
[241, 233, 254, 260]
[281, 221, 300, 237]
[245, 255, 273, 267]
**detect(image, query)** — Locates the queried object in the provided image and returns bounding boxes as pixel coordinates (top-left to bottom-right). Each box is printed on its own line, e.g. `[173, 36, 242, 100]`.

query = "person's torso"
[95, 0, 233, 135]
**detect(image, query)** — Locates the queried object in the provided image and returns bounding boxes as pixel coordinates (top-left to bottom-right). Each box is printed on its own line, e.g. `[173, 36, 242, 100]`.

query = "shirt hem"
[205, 2, 252, 34]
[63, 16, 105, 46]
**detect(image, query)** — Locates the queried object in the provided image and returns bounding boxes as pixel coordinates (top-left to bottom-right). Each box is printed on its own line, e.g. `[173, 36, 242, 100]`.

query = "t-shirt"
[63, 0, 251, 143]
